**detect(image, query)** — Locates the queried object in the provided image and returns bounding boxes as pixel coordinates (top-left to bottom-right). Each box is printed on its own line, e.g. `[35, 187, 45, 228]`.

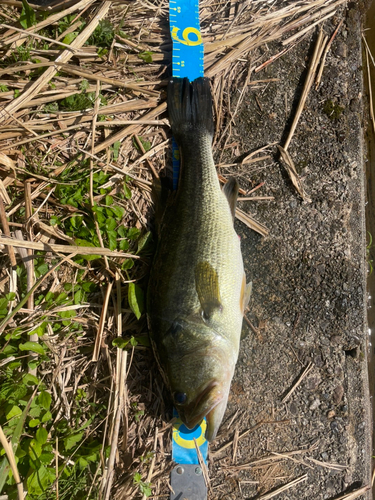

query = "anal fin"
[240, 274, 252, 315]
[223, 177, 239, 221]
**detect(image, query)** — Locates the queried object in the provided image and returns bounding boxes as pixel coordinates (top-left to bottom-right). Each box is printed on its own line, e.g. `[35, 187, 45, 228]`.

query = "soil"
[207, 4, 373, 500]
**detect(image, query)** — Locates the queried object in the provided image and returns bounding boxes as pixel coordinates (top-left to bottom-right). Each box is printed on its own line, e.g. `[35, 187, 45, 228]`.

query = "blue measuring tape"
[170, 0, 204, 190]
[169, 0, 204, 80]
[169, 0, 208, 471]
[172, 409, 208, 464]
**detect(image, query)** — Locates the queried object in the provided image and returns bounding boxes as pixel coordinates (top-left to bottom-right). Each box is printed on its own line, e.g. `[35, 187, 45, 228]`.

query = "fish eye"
[173, 392, 187, 405]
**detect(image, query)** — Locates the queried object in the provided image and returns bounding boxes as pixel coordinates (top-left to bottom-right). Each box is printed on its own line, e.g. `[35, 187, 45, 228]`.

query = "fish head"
[164, 319, 237, 441]
[173, 376, 231, 442]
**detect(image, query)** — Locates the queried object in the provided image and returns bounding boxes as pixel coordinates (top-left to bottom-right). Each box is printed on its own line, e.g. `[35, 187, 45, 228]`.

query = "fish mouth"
[178, 380, 223, 431]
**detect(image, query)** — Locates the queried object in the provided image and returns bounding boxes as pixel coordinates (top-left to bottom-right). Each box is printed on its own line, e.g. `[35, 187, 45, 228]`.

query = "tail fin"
[167, 77, 214, 143]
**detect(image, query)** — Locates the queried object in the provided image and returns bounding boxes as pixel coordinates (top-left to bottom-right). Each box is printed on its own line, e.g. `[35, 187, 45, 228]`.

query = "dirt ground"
[206, 4, 373, 499]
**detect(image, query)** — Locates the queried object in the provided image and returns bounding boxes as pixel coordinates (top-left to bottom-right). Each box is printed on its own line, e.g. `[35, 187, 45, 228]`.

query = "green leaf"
[74, 289, 82, 305]
[27, 465, 55, 495]
[139, 136, 151, 151]
[0, 298, 8, 310]
[140, 482, 152, 497]
[39, 452, 55, 464]
[80, 79, 89, 91]
[137, 231, 152, 254]
[50, 215, 60, 226]
[124, 183, 132, 199]
[0, 309, 8, 319]
[41, 411, 52, 423]
[36, 427, 48, 445]
[138, 51, 153, 63]
[118, 226, 127, 238]
[107, 229, 117, 250]
[121, 258, 134, 270]
[36, 263, 49, 276]
[63, 32, 78, 45]
[55, 292, 68, 305]
[98, 47, 108, 57]
[119, 239, 129, 251]
[77, 457, 89, 468]
[29, 324, 46, 337]
[29, 406, 41, 419]
[105, 195, 114, 206]
[38, 391, 51, 410]
[128, 283, 144, 320]
[64, 432, 84, 451]
[111, 141, 121, 160]
[105, 206, 114, 218]
[19, 342, 45, 355]
[133, 473, 142, 483]
[128, 227, 140, 240]
[5, 405, 22, 420]
[0, 403, 29, 491]
[59, 309, 76, 319]
[105, 217, 117, 231]
[29, 419, 40, 428]
[19, 0, 36, 28]
[23, 373, 39, 386]
[29, 439, 42, 460]
[130, 336, 138, 347]
[82, 281, 97, 292]
[112, 205, 125, 219]
[112, 338, 129, 349]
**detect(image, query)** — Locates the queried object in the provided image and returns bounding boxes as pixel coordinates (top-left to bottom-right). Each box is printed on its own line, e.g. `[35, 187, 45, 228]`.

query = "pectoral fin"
[195, 262, 222, 319]
[240, 274, 252, 314]
[223, 177, 239, 221]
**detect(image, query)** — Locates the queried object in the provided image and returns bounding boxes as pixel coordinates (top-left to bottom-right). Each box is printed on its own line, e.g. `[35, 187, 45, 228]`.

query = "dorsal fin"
[223, 177, 239, 221]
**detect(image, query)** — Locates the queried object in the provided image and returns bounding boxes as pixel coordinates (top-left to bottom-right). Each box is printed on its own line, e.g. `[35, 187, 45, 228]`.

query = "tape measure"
[170, 413, 208, 500]
[169, 2, 208, 498]
[170, 0, 204, 190]
[170, 0, 204, 80]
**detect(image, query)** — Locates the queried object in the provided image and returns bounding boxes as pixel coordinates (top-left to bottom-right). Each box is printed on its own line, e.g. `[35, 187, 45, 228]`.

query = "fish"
[147, 77, 251, 441]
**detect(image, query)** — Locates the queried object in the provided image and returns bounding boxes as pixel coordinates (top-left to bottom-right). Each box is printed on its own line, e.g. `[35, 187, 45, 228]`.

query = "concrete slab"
[208, 5, 372, 499]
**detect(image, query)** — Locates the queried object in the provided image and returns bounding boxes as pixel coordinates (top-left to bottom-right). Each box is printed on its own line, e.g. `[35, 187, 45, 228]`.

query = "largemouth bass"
[147, 77, 251, 441]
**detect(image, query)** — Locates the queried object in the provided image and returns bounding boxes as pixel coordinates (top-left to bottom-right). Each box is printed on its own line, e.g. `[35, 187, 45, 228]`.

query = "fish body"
[147, 77, 249, 441]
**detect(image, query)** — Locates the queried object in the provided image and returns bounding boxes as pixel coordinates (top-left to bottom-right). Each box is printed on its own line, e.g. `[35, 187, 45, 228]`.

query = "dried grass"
[0, 0, 347, 498]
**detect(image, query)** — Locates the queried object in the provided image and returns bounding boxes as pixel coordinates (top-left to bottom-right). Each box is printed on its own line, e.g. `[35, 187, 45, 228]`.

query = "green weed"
[87, 19, 115, 48]
[138, 51, 153, 63]
[19, 0, 36, 29]
[367, 231, 373, 275]
[133, 472, 152, 497]
[59, 91, 107, 112]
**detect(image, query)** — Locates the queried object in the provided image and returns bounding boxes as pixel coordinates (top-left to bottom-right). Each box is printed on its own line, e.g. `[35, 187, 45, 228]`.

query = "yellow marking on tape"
[171, 26, 202, 46]
[173, 418, 207, 449]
